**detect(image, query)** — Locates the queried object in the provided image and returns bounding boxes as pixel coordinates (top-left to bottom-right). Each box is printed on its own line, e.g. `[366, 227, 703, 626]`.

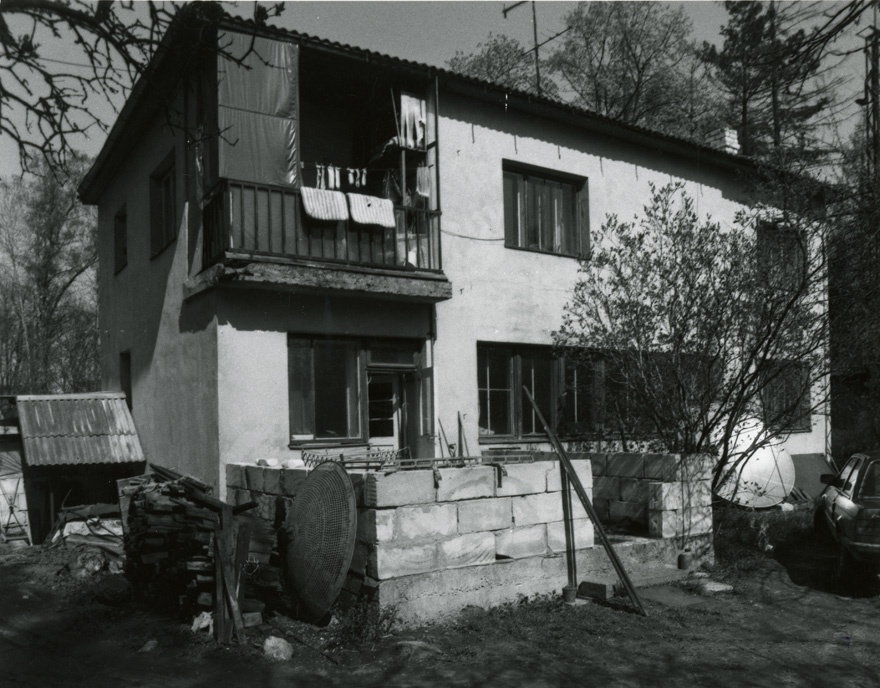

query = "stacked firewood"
[120, 466, 282, 643]
[124, 479, 220, 608]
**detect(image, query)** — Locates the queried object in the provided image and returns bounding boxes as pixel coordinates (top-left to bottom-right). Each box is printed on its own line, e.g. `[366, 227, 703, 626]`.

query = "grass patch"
[326, 598, 398, 650]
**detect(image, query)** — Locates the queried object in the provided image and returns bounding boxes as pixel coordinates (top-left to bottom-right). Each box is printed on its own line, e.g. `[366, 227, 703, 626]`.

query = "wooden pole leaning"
[522, 387, 648, 617]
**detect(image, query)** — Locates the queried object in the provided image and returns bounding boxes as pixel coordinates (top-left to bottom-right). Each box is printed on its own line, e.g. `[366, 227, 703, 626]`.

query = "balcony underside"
[184, 253, 452, 303]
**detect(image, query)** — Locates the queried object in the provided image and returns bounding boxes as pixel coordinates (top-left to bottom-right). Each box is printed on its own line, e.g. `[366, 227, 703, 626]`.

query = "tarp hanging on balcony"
[217, 31, 299, 187]
[347, 193, 396, 229]
[300, 187, 349, 222]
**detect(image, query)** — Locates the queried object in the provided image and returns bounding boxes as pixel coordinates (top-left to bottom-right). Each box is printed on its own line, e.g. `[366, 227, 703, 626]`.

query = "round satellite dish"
[715, 418, 795, 508]
[283, 461, 357, 622]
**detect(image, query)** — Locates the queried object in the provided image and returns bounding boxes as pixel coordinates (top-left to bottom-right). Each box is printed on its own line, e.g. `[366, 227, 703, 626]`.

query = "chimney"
[708, 128, 740, 155]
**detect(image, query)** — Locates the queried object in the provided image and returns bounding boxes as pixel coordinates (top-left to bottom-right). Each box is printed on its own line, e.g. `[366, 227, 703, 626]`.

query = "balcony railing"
[203, 179, 441, 272]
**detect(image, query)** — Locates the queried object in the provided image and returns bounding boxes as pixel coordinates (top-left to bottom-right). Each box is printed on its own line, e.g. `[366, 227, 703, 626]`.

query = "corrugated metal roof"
[0, 439, 22, 476]
[16, 393, 145, 467]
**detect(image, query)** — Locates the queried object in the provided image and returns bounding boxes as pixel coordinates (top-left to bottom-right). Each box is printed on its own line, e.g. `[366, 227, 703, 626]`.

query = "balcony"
[195, 179, 450, 303]
[203, 179, 442, 272]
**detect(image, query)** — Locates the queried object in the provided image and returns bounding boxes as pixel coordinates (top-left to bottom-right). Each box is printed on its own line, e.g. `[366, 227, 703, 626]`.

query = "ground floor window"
[761, 361, 811, 433]
[477, 343, 604, 440]
[288, 336, 433, 450]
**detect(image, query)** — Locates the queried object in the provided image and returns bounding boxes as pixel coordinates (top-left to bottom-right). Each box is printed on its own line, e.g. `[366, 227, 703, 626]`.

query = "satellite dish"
[282, 461, 357, 622]
[715, 418, 796, 508]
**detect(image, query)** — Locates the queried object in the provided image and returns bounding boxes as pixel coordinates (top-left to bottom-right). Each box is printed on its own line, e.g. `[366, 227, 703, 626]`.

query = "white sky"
[0, 1, 863, 179]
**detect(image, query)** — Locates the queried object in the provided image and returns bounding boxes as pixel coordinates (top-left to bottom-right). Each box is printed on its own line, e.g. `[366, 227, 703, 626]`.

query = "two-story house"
[78, 9, 829, 498]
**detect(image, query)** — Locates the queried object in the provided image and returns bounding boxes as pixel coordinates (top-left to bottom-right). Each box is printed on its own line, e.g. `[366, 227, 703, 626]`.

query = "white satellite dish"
[714, 418, 796, 508]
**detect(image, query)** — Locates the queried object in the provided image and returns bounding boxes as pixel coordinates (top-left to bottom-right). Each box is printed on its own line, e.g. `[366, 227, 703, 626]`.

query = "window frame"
[502, 161, 589, 259]
[757, 219, 807, 292]
[288, 336, 425, 448]
[113, 204, 128, 274]
[477, 343, 605, 443]
[149, 149, 177, 259]
[761, 359, 812, 434]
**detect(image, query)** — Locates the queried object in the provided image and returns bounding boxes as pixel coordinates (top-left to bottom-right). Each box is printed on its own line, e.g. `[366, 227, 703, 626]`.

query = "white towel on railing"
[300, 187, 348, 222]
[347, 193, 396, 228]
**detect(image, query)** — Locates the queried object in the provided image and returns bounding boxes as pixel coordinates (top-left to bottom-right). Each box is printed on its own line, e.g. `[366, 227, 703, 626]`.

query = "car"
[815, 451, 880, 591]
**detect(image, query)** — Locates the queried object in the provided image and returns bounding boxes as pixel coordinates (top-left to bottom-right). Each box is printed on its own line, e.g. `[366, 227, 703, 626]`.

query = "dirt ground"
[2, 532, 880, 688]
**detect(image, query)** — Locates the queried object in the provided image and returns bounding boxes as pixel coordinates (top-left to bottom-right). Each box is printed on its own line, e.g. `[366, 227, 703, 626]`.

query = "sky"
[0, 1, 862, 179]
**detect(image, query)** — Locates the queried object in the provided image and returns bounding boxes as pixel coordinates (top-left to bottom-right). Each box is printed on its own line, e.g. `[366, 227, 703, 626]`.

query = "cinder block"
[644, 454, 714, 482]
[592, 499, 610, 522]
[364, 470, 436, 507]
[281, 468, 308, 497]
[655, 506, 713, 537]
[262, 467, 282, 496]
[608, 500, 647, 525]
[592, 476, 620, 501]
[546, 460, 593, 492]
[357, 508, 395, 543]
[648, 481, 713, 511]
[350, 540, 369, 576]
[590, 454, 607, 477]
[231, 488, 250, 507]
[258, 493, 276, 523]
[457, 498, 512, 533]
[225, 463, 246, 490]
[369, 542, 437, 579]
[513, 492, 563, 526]
[245, 465, 264, 492]
[437, 532, 495, 569]
[649, 482, 681, 511]
[547, 518, 595, 553]
[496, 463, 550, 497]
[495, 525, 547, 558]
[396, 503, 459, 541]
[605, 453, 644, 478]
[436, 466, 496, 501]
[619, 478, 649, 503]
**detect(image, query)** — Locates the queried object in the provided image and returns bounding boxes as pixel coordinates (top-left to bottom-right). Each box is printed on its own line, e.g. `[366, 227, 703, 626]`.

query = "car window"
[840, 456, 862, 495]
[859, 462, 880, 498]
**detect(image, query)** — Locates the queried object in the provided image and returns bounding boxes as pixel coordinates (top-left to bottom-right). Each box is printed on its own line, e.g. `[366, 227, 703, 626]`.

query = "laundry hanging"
[347, 193, 396, 228]
[300, 187, 349, 222]
[416, 164, 431, 199]
[400, 92, 426, 150]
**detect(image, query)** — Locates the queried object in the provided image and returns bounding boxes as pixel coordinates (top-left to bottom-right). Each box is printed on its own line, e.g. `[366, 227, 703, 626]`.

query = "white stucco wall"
[433, 92, 827, 458]
[97, 92, 221, 489]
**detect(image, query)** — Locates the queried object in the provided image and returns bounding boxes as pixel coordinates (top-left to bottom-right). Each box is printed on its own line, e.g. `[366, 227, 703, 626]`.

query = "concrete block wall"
[225, 453, 714, 624]
[590, 452, 714, 539]
[356, 459, 595, 581]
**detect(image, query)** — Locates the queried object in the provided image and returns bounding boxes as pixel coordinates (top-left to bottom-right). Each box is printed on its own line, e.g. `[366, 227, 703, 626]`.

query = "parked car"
[815, 451, 880, 590]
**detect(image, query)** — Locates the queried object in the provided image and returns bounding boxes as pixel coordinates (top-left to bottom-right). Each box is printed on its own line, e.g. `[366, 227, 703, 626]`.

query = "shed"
[14, 392, 146, 543]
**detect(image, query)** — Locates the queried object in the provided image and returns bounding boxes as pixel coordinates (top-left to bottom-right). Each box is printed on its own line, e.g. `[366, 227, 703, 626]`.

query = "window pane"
[314, 341, 359, 438]
[526, 178, 539, 249]
[288, 339, 314, 436]
[522, 352, 552, 434]
[503, 171, 520, 247]
[478, 345, 512, 436]
[368, 376, 395, 438]
[488, 391, 511, 436]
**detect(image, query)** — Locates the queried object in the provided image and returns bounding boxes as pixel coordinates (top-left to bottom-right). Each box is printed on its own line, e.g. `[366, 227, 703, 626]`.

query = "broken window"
[503, 164, 588, 257]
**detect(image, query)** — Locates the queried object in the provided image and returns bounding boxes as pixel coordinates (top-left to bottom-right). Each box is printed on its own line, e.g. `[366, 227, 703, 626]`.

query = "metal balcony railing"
[203, 179, 441, 273]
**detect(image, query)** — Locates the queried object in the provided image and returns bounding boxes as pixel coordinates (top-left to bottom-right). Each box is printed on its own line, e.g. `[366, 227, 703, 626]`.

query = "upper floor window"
[503, 163, 588, 257]
[150, 151, 177, 258]
[757, 220, 806, 291]
[113, 205, 127, 273]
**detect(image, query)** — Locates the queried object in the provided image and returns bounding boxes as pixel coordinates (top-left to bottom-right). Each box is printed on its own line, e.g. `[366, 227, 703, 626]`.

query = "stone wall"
[225, 453, 714, 624]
